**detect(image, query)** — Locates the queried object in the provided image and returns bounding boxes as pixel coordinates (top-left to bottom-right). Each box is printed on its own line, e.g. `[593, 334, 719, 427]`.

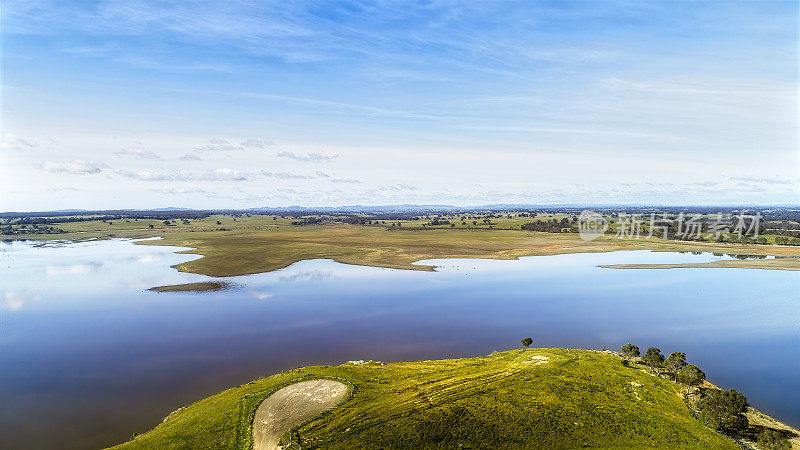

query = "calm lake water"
[1, 238, 798, 449]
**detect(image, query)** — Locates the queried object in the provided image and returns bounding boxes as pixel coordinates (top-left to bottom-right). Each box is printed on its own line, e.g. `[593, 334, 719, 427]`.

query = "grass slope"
[111, 349, 735, 449]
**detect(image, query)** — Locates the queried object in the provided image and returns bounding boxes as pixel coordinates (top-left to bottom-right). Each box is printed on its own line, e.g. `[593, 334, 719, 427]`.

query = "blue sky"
[1, 0, 798, 210]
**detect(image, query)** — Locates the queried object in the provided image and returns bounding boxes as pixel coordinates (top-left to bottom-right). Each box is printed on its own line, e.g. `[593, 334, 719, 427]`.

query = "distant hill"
[3, 204, 798, 217]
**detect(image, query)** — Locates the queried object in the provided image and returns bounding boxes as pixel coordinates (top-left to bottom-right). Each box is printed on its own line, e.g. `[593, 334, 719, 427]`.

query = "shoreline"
[5, 226, 800, 286]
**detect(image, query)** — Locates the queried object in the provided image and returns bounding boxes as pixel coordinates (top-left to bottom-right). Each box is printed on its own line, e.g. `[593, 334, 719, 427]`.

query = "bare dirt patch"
[252, 379, 349, 450]
[521, 355, 550, 365]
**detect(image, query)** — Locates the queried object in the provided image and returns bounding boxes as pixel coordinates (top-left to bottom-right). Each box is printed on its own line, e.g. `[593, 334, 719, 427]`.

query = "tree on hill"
[676, 364, 705, 386]
[698, 389, 748, 432]
[667, 352, 686, 370]
[642, 347, 665, 369]
[621, 343, 640, 358]
[521, 337, 533, 348]
[666, 351, 687, 379]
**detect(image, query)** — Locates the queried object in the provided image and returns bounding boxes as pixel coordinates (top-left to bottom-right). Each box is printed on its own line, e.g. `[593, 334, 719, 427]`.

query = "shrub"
[757, 429, 790, 450]
[621, 343, 640, 358]
[698, 389, 748, 432]
[642, 347, 665, 368]
[676, 365, 705, 386]
[666, 352, 687, 372]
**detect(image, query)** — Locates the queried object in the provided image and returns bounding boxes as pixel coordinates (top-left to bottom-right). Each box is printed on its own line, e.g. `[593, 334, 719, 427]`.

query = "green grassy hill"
[112, 348, 736, 449]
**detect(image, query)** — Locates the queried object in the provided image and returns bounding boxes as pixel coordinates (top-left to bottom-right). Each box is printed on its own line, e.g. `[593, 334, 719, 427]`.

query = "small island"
[149, 281, 235, 293]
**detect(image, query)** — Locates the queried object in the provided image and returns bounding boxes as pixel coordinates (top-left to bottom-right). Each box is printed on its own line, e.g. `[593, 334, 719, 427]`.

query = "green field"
[111, 348, 739, 449]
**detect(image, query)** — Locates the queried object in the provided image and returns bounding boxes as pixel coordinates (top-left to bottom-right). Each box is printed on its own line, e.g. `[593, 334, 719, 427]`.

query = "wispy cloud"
[41, 160, 107, 175]
[194, 137, 275, 152]
[331, 177, 361, 184]
[47, 186, 83, 192]
[116, 170, 174, 181]
[196, 138, 244, 152]
[276, 151, 338, 162]
[118, 168, 249, 182]
[600, 77, 792, 97]
[241, 138, 274, 148]
[1, 133, 37, 151]
[729, 176, 795, 185]
[260, 170, 315, 180]
[179, 153, 202, 161]
[379, 184, 418, 191]
[114, 148, 162, 160]
[2, 1, 797, 209]
[201, 168, 248, 181]
[151, 187, 207, 194]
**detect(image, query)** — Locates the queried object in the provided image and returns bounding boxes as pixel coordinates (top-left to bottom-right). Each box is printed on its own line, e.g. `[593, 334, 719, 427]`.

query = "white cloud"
[276, 151, 338, 162]
[202, 167, 247, 181]
[117, 170, 174, 181]
[151, 187, 206, 194]
[42, 160, 107, 175]
[47, 186, 83, 192]
[331, 177, 361, 184]
[379, 184, 418, 191]
[729, 176, 795, 185]
[1, 133, 37, 151]
[260, 170, 315, 180]
[114, 148, 162, 160]
[179, 153, 202, 161]
[241, 138, 274, 148]
[116, 168, 250, 182]
[196, 138, 243, 152]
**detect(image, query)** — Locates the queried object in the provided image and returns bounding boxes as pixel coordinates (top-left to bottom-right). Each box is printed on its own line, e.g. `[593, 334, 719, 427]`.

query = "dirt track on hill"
[252, 379, 349, 450]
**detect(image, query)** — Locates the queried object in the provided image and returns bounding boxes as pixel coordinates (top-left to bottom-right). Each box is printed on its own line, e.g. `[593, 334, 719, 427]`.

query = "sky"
[1, 0, 798, 211]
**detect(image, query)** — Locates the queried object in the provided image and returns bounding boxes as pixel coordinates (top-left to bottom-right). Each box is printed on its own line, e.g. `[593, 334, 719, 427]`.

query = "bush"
[757, 429, 790, 450]
[621, 343, 640, 358]
[676, 365, 705, 386]
[666, 352, 687, 372]
[642, 347, 665, 368]
[698, 389, 748, 432]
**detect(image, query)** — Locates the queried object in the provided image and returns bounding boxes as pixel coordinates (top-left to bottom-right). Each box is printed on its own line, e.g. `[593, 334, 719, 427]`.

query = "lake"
[1, 238, 798, 449]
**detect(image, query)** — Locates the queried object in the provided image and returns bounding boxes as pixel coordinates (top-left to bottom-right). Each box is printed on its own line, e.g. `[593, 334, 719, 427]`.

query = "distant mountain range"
[2, 204, 797, 216]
